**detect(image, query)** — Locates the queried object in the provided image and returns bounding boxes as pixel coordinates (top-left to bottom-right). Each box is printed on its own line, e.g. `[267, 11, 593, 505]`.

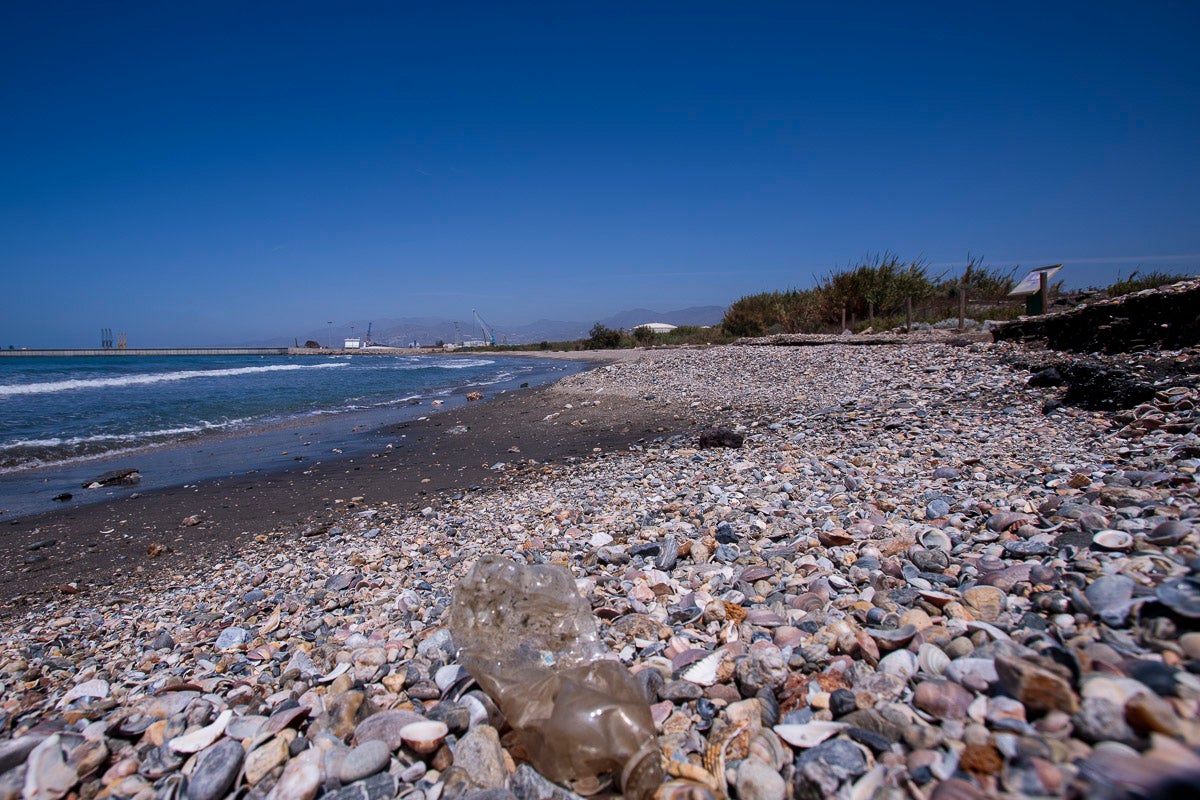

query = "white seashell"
[877, 649, 918, 680]
[1093, 530, 1134, 551]
[318, 662, 350, 684]
[918, 529, 952, 552]
[399, 720, 449, 754]
[682, 653, 721, 686]
[918, 643, 950, 676]
[57, 679, 110, 708]
[169, 709, 232, 753]
[773, 721, 848, 749]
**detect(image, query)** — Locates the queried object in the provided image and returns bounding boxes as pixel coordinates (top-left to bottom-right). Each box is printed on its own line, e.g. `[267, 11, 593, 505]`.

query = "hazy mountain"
[252, 306, 726, 347]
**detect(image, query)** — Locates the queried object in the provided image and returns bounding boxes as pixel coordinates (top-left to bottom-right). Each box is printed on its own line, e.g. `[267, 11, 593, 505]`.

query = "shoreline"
[0, 362, 694, 615]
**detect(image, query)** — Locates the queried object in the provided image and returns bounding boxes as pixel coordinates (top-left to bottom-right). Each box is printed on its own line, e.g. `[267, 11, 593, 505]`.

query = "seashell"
[399, 720, 449, 754]
[918, 529, 952, 552]
[1145, 520, 1191, 546]
[739, 565, 774, 583]
[867, 624, 917, 651]
[682, 652, 722, 686]
[918, 589, 956, 607]
[657, 777, 719, 800]
[57, 678, 111, 708]
[747, 730, 787, 771]
[918, 643, 951, 677]
[818, 529, 854, 547]
[878, 648, 918, 680]
[245, 645, 275, 662]
[1156, 577, 1200, 618]
[987, 512, 1034, 532]
[258, 607, 281, 636]
[168, 709, 232, 753]
[318, 662, 351, 683]
[1092, 530, 1134, 551]
[773, 721, 848, 749]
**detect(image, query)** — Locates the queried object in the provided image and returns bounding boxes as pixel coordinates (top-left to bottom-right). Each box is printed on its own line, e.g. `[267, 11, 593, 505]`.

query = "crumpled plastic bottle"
[449, 555, 664, 800]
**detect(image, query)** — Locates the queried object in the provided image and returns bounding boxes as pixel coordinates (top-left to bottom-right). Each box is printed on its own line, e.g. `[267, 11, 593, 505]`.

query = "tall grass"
[722, 254, 1024, 335]
[1106, 270, 1194, 296]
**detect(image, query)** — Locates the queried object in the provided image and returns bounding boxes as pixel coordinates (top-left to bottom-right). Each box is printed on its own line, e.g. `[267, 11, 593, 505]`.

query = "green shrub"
[632, 325, 656, 345]
[586, 323, 622, 350]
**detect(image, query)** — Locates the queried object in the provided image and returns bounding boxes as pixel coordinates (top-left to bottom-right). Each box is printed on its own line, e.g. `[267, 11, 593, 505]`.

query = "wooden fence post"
[958, 284, 966, 331]
[869, 302, 874, 331]
[841, 306, 847, 331]
[906, 296, 912, 333]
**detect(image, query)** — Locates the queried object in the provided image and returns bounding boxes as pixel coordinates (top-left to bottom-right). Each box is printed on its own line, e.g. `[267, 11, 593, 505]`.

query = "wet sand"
[0, 374, 696, 617]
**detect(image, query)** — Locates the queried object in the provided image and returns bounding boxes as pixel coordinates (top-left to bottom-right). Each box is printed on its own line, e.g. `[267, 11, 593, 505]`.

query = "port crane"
[472, 309, 496, 346]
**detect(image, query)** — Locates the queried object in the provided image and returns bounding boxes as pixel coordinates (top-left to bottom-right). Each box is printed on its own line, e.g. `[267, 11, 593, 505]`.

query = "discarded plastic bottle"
[449, 555, 664, 800]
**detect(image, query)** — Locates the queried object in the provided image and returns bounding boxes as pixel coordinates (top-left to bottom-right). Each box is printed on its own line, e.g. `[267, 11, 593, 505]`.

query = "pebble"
[186, 740, 244, 800]
[339, 741, 391, 783]
[452, 725, 508, 790]
[0, 336, 1197, 800]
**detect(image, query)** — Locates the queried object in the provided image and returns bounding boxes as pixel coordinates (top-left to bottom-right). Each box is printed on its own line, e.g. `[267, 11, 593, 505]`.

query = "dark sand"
[0, 381, 695, 618]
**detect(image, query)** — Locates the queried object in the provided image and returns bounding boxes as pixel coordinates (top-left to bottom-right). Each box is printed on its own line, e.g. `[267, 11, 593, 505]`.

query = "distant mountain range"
[252, 306, 726, 348]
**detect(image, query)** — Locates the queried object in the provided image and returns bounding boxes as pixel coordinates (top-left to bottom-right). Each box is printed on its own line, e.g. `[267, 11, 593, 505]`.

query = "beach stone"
[339, 740, 390, 783]
[735, 643, 788, 694]
[1124, 692, 1181, 736]
[509, 763, 585, 800]
[736, 758, 786, 800]
[322, 774, 398, 800]
[961, 586, 1006, 622]
[186, 739, 244, 800]
[795, 738, 868, 792]
[699, 428, 743, 448]
[913, 680, 973, 721]
[0, 736, 44, 775]
[245, 736, 290, 785]
[353, 709, 426, 749]
[1084, 574, 1135, 615]
[214, 626, 249, 650]
[926, 498, 952, 519]
[995, 655, 1078, 715]
[661, 680, 703, 702]
[1072, 697, 1138, 746]
[452, 725, 507, 790]
[269, 748, 322, 800]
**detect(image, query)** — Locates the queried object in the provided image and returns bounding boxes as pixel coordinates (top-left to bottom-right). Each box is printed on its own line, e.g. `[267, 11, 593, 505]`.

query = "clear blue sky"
[2, 1, 1197, 346]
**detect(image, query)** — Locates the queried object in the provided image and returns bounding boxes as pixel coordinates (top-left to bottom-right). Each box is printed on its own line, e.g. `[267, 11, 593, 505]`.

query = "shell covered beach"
[2, 336, 1199, 800]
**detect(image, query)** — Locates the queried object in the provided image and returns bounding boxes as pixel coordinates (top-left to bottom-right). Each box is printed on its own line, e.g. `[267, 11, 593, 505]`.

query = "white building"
[343, 337, 362, 349]
[632, 322, 677, 334]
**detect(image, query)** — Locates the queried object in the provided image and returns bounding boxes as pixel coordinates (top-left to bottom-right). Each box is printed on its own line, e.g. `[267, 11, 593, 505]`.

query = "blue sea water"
[0, 353, 580, 471]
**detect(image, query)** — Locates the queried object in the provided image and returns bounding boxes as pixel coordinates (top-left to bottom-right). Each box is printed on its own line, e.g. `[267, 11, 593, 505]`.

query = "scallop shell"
[918, 528, 953, 552]
[399, 720, 449, 754]
[1092, 530, 1134, 551]
[773, 721, 848, 749]
[918, 643, 950, 677]
[682, 652, 722, 686]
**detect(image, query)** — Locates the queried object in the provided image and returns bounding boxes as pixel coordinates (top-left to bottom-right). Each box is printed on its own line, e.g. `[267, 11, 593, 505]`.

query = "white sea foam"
[0, 419, 249, 452]
[0, 363, 348, 397]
